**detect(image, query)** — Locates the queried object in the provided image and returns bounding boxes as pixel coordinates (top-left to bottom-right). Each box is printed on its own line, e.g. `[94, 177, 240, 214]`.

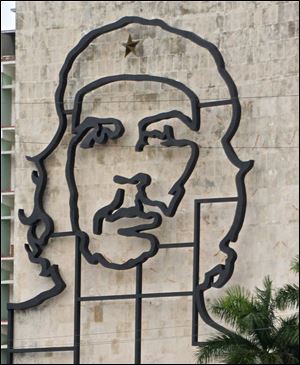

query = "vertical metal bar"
[73, 236, 81, 364]
[134, 264, 143, 364]
[7, 309, 14, 364]
[192, 201, 200, 344]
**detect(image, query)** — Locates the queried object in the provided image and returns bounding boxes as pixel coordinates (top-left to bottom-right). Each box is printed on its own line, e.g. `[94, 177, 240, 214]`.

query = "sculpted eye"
[135, 110, 193, 151]
[79, 117, 125, 149]
[136, 124, 175, 151]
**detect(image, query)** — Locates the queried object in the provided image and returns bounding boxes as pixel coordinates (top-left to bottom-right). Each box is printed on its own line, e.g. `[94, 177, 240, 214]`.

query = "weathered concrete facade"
[13, 1, 298, 364]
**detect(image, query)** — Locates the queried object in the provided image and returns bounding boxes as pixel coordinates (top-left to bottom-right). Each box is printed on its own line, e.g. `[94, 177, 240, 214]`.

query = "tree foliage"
[196, 257, 299, 364]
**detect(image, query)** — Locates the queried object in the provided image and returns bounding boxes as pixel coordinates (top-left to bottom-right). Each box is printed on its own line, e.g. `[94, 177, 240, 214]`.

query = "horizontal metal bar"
[200, 99, 233, 108]
[142, 291, 193, 299]
[159, 242, 194, 249]
[51, 238, 193, 247]
[80, 294, 136, 302]
[9, 346, 74, 354]
[51, 231, 75, 238]
[79, 291, 193, 302]
[195, 197, 238, 204]
[192, 341, 206, 347]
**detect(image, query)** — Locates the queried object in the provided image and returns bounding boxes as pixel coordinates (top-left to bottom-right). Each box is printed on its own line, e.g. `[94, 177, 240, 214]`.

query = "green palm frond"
[195, 333, 260, 364]
[275, 283, 299, 310]
[259, 351, 285, 364]
[224, 347, 260, 364]
[291, 256, 299, 274]
[275, 256, 299, 310]
[255, 276, 274, 313]
[210, 286, 256, 333]
[274, 314, 299, 348]
[251, 277, 277, 348]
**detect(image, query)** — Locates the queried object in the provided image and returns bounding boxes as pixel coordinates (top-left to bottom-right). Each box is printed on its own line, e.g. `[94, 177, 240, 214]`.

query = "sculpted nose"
[114, 173, 151, 188]
[113, 173, 151, 208]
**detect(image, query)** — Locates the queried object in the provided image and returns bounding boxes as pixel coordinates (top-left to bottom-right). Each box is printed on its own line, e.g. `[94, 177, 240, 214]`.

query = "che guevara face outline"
[66, 74, 200, 270]
[14, 18, 253, 325]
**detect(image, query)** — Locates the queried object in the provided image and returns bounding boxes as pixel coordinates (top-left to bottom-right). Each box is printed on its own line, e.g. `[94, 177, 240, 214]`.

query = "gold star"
[122, 35, 139, 57]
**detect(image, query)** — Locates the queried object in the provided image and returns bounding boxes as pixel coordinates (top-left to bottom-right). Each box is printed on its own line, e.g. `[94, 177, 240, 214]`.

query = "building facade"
[1, 29, 16, 364]
[8, 1, 300, 364]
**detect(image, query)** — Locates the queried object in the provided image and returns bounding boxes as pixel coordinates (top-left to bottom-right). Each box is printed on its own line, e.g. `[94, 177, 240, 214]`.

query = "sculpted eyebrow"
[75, 117, 125, 149]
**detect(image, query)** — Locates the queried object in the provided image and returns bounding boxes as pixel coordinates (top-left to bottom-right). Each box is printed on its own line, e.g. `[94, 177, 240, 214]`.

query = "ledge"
[1, 125, 15, 130]
[1, 216, 14, 221]
[1, 256, 14, 261]
[1, 280, 14, 285]
[1, 150, 15, 155]
[1, 84, 15, 90]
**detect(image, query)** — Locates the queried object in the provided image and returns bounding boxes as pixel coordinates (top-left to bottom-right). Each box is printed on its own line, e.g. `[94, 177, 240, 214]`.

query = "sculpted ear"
[79, 117, 125, 149]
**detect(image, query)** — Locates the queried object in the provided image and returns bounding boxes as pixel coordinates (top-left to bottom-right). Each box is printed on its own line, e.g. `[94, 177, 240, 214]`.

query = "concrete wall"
[13, 1, 299, 364]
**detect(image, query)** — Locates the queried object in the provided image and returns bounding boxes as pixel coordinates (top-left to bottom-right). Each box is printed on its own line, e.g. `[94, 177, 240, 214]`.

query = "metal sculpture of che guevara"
[7, 17, 254, 364]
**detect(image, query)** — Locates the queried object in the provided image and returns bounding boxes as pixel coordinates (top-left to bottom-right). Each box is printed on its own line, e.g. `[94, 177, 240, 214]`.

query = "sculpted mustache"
[93, 181, 162, 236]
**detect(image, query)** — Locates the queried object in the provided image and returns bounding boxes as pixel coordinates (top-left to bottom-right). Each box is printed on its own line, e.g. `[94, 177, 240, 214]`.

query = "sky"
[1, 1, 16, 31]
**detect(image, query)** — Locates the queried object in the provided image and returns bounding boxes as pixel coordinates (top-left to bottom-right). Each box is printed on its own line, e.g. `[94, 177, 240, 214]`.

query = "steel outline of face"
[67, 75, 200, 270]
[10, 18, 254, 341]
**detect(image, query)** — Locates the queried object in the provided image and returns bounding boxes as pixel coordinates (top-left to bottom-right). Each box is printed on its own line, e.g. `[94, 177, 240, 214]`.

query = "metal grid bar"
[159, 242, 194, 249]
[135, 264, 143, 364]
[74, 236, 81, 364]
[7, 309, 14, 364]
[199, 99, 233, 108]
[51, 231, 75, 238]
[192, 197, 239, 344]
[9, 347, 74, 354]
[192, 201, 200, 345]
[6, 192, 246, 364]
[79, 291, 193, 302]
